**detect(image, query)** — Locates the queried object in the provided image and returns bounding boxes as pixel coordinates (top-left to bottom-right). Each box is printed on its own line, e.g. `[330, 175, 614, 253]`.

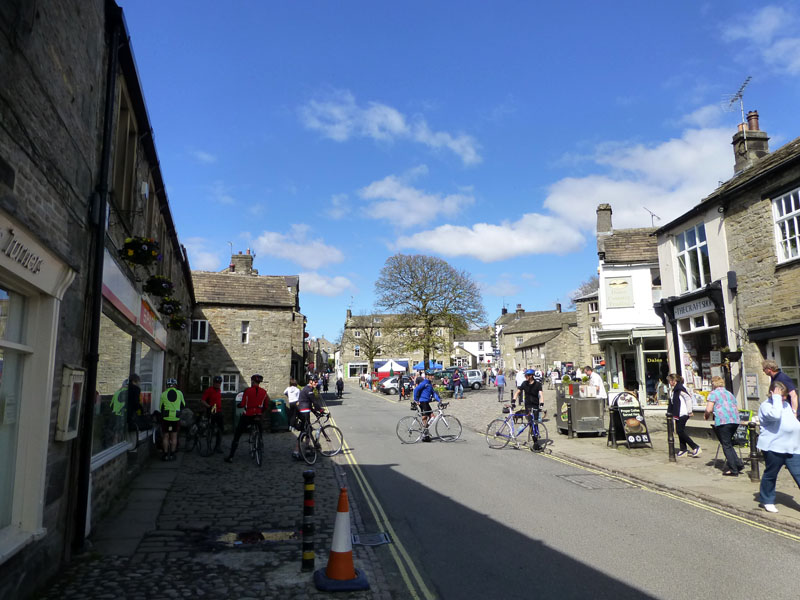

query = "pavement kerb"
[467, 421, 800, 539]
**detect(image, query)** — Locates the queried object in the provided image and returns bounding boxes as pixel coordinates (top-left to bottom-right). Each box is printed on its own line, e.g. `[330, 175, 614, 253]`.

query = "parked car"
[464, 369, 483, 389]
[379, 375, 414, 395]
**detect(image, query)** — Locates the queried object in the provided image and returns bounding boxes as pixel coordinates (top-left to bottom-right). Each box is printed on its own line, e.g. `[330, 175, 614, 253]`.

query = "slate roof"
[517, 331, 560, 350]
[454, 326, 494, 342]
[192, 271, 295, 307]
[602, 227, 658, 264]
[502, 311, 577, 334]
[573, 289, 599, 302]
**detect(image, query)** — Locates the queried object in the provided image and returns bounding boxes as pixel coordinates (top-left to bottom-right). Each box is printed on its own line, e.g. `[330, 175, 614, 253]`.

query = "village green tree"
[375, 254, 486, 364]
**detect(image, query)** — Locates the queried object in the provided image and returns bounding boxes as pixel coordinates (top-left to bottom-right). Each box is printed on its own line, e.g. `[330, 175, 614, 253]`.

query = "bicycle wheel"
[248, 428, 257, 460]
[298, 431, 317, 465]
[435, 414, 462, 442]
[255, 432, 263, 467]
[317, 425, 344, 456]
[198, 423, 213, 457]
[486, 419, 512, 449]
[529, 420, 550, 452]
[396, 416, 423, 444]
[151, 422, 162, 449]
[126, 421, 140, 450]
[184, 423, 198, 452]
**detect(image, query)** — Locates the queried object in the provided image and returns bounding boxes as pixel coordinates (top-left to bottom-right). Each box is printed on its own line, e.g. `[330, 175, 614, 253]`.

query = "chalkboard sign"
[733, 409, 752, 447]
[608, 404, 653, 448]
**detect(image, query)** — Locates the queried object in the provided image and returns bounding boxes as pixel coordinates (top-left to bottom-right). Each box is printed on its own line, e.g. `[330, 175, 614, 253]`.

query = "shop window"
[775, 341, 800, 389]
[138, 343, 158, 414]
[94, 313, 134, 456]
[676, 223, 710, 293]
[221, 374, 238, 394]
[644, 338, 666, 351]
[773, 187, 800, 263]
[200, 375, 211, 391]
[241, 321, 250, 344]
[191, 319, 208, 342]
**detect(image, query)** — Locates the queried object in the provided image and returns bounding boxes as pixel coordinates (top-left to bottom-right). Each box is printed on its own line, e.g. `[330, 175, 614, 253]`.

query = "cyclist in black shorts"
[413, 372, 440, 443]
[514, 369, 544, 447]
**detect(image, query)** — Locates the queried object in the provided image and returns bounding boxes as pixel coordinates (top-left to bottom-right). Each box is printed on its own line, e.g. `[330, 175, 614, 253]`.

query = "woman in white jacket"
[757, 381, 800, 513]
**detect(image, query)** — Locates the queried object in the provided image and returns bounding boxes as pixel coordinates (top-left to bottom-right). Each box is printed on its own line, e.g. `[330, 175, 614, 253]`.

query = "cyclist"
[293, 376, 326, 459]
[201, 375, 224, 454]
[413, 372, 441, 443]
[513, 369, 545, 450]
[159, 378, 186, 461]
[225, 374, 269, 463]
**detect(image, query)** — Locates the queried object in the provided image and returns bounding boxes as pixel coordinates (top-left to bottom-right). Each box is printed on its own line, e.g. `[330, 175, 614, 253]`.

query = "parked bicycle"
[486, 405, 550, 452]
[126, 413, 155, 452]
[184, 414, 217, 457]
[396, 401, 462, 444]
[297, 410, 344, 465]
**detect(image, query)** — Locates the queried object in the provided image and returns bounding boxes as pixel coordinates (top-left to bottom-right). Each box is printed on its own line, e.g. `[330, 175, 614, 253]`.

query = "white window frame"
[354, 330, 361, 338]
[676, 223, 710, 293]
[354, 345, 360, 357]
[592, 355, 604, 368]
[515, 336, 523, 346]
[590, 326, 599, 344]
[191, 319, 208, 343]
[241, 320, 250, 344]
[221, 374, 238, 394]
[773, 187, 800, 263]
[375, 330, 381, 337]
[200, 375, 211, 391]
[478, 342, 484, 351]
[588, 301, 598, 313]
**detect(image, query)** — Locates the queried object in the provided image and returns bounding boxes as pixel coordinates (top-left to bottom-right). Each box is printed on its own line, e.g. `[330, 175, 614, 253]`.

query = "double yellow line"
[328, 413, 436, 599]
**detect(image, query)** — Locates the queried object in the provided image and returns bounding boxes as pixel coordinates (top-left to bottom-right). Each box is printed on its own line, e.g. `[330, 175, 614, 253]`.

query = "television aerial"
[643, 207, 661, 228]
[723, 76, 752, 151]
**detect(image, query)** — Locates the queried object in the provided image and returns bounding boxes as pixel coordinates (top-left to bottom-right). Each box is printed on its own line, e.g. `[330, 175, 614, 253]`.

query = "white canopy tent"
[376, 359, 407, 373]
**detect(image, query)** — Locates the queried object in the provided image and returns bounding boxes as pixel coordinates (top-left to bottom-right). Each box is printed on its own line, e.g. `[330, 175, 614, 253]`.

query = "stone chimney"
[556, 302, 562, 313]
[346, 309, 352, 319]
[596, 204, 613, 255]
[230, 248, 255, 275]
[732, 110, 769, 174]
[501, 307, 508, 316]
[515, 304, 524, 319]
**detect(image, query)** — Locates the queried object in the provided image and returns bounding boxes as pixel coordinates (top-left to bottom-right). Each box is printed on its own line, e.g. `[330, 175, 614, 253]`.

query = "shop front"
[598, 326, 668, 406]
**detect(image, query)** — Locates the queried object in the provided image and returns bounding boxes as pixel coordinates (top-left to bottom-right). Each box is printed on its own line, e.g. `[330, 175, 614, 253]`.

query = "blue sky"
[120, 1, 800, 340]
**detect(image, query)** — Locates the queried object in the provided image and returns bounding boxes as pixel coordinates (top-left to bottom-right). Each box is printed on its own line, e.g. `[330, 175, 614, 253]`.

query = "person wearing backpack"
[668, 373, 701, 457]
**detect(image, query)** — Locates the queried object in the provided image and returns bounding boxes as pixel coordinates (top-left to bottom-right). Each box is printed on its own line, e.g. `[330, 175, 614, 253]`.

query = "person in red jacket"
[201, 375, 224, 454]
[225, 374, 269, 463]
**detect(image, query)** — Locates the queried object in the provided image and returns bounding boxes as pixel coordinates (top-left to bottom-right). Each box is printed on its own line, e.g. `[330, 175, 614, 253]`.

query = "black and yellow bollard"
[666, 414, 676, 462]
[748, 421, 760, 482]
[302, 469, 315, 571]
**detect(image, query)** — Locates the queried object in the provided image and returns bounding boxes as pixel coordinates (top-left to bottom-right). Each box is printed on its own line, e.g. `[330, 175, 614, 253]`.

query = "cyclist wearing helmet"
[293, 376, 325, 459]
[159, 378, 186, 461]
[201, 375, 225, 453]
[514, 369, 545, 447]
[225, 374, 269, 463]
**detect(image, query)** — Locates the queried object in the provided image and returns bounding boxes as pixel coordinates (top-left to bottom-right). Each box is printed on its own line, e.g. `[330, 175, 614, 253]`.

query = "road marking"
[328, 414, 436, 599]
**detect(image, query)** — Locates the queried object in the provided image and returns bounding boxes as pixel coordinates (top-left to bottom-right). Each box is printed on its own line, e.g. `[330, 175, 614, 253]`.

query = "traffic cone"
[313, 487, 370, 591]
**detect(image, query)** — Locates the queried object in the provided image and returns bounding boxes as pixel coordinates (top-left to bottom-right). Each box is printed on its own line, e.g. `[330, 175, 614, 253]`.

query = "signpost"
[608, 398, 653, 449]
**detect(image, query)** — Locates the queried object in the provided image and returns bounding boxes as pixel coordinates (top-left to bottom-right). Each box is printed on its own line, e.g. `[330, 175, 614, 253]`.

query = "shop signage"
[2, 228, 44, 274]
[733, 409, 753, 446]
[609, 404, 652, 449]
[674, 297, 714, 319]
[606, 277, 633, 308]
[139, 300, 156, 335]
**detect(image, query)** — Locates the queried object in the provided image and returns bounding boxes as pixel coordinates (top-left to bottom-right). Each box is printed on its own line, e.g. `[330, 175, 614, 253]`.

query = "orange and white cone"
[313, 487, 370, 591]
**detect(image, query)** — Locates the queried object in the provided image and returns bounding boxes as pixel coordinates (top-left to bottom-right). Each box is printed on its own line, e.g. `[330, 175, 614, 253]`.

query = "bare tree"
[569, 275, 599, 307]
[340, 312, 395, 375]
[375, 254, 486, 364]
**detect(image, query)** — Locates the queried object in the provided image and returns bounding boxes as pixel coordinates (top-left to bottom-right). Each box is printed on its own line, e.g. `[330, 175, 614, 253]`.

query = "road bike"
[126, 413, 155, 452]
[486, 405, 550, 452]
[396, 401, 462, 444]
[183, 414, 213, 456]
[309, 411, 344, 457]
[247, 421, 264, 467]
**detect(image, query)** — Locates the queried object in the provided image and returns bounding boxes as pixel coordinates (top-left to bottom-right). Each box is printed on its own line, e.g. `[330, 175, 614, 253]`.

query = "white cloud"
[183, 237, 223, 271]
[327, 193, 349, 220]
[209, 181, 235, 205]
[359, 169, 474, 227]
[299, 89, 482, 165]
[681, 104, 724, 128]
[544, 127, 733, 231]
[191, 150, 217, 164]
[299, 271, 355, 297]
[252, 224, 344, 270]
[395, 214, 585, 262]
[721, 6, 800, 74]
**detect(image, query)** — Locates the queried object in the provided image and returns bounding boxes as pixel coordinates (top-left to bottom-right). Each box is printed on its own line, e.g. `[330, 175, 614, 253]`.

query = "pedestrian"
[667, 373, 701, 458]
[704, 376, 744, 476]
[453, 370, 464, 399]
[482, 369, 487, 386]
[322, 374, 329, 393]
[495, 368, 506, 402]
[225, 374, 268, 463]
[757, 380, 800, 513]
[293, 376, 326, 459]
[335, 377, 344, 399]
[284, 377, 301, 433]
[762, 360, 798, 418]
[489, 367, 496, 386]
[159, 378, 186, 461]
[583, 365, 607, 402]
[200, 375, 225, 453]
[513, 369, 525, 407]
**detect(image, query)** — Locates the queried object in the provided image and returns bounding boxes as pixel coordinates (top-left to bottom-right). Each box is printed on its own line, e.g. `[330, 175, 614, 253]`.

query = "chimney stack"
[732, 110, 769, 174]
[556, 303, 562, 313]
[346, 309, 352, 319]
[596, 204, 613, 255]
[501, 307, 508, 316]
[230, 249, 255, 275]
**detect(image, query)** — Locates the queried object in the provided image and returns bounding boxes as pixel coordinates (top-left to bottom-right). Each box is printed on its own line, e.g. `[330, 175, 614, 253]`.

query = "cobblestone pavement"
[37, 425, 392, 600]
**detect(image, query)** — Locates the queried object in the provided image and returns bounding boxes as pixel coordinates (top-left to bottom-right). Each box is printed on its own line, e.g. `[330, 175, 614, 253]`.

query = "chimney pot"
[747, 110, 760, 131]
[239, 251, 243, 255]
[246, 248, 250, 255]
[516, 304, 522, 310]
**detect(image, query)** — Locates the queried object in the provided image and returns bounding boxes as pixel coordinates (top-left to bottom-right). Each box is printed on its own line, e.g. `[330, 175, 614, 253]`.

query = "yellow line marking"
[329, 413, 434, 599]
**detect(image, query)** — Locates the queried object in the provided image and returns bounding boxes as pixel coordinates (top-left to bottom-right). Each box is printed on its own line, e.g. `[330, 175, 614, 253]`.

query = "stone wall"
[575, 299, 601, 368]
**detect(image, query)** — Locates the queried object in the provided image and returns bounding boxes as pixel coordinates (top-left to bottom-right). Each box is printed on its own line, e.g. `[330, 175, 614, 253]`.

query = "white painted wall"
[598, 263, 662, 328]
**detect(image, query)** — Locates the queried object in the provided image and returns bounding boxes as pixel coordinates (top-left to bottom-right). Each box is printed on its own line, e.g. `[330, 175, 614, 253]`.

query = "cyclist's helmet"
[524, 369, 535, 376]
[122, 378, 129, 387]
[533, 370, 544, 381]
[213, 375, 223, 383]
[166, 378, 178, 387]
[251, 374, 264, 383]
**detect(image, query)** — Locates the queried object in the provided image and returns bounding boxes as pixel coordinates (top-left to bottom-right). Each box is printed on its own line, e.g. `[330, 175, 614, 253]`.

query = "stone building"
[655, 112, 800, 409]
[452, 326, 496, 367]
[0, 2, 193, 596]
[190, 250, 305, 397]
[514, 322, 581, 373]
[496, 305, 579, 372]
[573, 289, 603, 369]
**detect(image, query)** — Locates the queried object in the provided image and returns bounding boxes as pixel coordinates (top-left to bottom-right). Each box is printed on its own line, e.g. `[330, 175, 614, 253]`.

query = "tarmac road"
[334, 386, 800, 599]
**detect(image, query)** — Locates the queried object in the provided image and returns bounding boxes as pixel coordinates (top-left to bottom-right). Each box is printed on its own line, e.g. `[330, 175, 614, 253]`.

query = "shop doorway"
[621, 354, 638, 391]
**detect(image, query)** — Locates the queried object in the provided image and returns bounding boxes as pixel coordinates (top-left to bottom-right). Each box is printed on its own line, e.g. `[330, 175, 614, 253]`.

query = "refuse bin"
[270, 397, 289, 432]
[556, 383, 606, 435]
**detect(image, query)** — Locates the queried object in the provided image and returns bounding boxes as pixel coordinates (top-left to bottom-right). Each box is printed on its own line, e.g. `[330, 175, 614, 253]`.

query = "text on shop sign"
[2, 229, 44, 274]
[674, 297, 713, 318]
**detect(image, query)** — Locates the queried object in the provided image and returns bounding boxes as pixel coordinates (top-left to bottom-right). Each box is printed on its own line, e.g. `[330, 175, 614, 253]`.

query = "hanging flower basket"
[167, 315, 187, 330]
[143, 275, 174, 297]
[118, 237, 162, 266]
[158, 297, 182, 315]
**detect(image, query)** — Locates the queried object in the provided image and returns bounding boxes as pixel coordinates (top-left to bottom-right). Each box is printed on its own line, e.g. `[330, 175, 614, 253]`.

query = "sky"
[119, 1, 800, 341]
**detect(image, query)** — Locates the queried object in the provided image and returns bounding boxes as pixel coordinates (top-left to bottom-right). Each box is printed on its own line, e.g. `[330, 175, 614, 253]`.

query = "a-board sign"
[733, 409, 752, 446]
[608, 403, 652, 448]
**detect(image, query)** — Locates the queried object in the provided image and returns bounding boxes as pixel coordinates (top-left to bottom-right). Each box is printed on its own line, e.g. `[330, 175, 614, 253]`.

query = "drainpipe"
[73, 7, 121, 553]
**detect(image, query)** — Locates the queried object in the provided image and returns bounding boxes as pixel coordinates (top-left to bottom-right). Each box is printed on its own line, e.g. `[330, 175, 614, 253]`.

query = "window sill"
[775, 256, 800, 271]
[0, 525, 45, 566]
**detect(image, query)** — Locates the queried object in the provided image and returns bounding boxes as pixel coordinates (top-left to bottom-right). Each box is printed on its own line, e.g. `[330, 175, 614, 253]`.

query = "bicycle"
[396, 401, 462, 444]
[184, 414, 213, 456]
[486, 405, 550, 452]
[308, 411, 344, 457]
[126, 413, 155, 452]
[247, 420, 264, 467]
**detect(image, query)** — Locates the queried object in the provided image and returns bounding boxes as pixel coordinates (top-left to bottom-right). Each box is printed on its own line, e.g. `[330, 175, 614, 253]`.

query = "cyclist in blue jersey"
[413, 373, 440, 443]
